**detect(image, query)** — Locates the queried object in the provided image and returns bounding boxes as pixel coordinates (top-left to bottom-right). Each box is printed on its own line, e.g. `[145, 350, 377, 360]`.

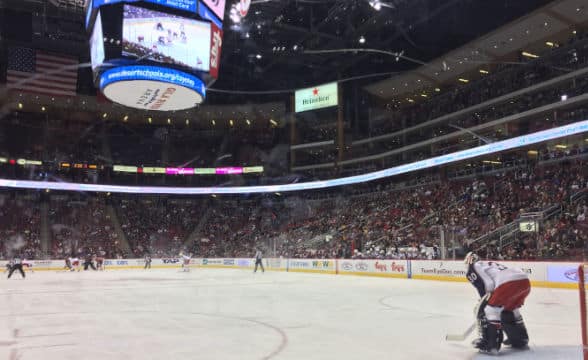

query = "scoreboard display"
[122, 4, 211, 73]
[86, 0, 225, 111]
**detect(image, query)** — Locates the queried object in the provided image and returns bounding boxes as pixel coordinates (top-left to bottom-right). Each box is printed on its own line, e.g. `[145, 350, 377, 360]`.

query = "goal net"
[580, 264, 588, 359]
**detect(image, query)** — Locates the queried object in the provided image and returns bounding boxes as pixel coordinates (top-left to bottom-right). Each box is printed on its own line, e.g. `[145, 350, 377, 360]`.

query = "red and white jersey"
[22, 260, 33, 268]
[467, 261, 528, 297]
[182, 255, 191, 264]
[70, 258, 80, 266]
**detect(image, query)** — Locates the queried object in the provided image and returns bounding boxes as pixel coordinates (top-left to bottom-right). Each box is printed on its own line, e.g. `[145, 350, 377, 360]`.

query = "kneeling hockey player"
[464, 252, 530, 355]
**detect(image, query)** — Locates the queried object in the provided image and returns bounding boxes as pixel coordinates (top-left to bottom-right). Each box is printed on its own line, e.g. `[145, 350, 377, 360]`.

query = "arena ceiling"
[0, 0, 564, 106]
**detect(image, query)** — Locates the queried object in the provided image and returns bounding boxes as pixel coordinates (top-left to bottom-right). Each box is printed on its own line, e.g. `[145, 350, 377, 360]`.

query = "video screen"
[90, 11, 105, 70]
[122, 5, 211, 72]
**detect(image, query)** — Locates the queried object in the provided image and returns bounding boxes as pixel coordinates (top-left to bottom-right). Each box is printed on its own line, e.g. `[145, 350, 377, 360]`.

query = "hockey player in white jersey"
[464, 252, 530, 354]
[180, 252, 192, 272]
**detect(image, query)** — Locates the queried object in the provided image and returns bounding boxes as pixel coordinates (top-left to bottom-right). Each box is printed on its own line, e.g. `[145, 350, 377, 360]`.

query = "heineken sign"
[295, 82, 338, 113]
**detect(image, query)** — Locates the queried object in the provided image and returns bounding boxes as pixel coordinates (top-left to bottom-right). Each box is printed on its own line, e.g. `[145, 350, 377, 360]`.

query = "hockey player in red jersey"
[464, 252, 530, 354]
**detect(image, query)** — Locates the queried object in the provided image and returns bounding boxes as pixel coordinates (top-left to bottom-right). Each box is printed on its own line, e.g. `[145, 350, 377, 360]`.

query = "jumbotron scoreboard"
[86, 0, 225, 111]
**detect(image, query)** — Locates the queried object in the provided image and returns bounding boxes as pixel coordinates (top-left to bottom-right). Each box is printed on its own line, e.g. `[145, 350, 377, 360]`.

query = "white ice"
[0, 269, 582, 360]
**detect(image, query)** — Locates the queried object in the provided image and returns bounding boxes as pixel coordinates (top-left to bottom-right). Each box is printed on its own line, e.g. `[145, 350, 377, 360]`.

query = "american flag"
[7, 47, 78, 97]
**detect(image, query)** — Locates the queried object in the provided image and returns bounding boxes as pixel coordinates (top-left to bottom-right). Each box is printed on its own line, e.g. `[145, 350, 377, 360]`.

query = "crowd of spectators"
[0, 193, 41, 260]
[115, 197, 202, 258]
[49, 196, 122, 259]
[0, 150, 587, 261]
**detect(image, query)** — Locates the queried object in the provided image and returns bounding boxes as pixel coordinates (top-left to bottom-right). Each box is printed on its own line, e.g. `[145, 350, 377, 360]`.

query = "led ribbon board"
[1, 120, 587, 194]
[99, 65, 206, 111]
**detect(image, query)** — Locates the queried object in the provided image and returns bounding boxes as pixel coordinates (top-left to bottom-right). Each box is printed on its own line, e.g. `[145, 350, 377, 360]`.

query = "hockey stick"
[445, 322, 476, 341]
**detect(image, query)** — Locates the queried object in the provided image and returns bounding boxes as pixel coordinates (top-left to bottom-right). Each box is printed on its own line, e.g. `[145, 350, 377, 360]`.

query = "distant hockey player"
[180, 252, 191, 272]
[22, 259, 33, 273]
[64, 257, 73, 271]
[253, 249, 264, 273]
[464, 252, 530, 355]
[96, 255, 105, 271]
[70, 257, 81, 272]
[83, 254, 96, 271]
[144, 253, 152, 270]
[7, 255, 25, 279]
[5, 260, 12, 273]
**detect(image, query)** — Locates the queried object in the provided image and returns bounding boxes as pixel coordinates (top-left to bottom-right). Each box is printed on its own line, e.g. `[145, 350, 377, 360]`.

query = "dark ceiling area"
[1, 0, 555, 105]
[210, 0, 553, 97]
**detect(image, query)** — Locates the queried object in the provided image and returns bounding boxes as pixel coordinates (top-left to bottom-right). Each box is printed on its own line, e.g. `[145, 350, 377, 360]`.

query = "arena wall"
[1, 258, 580, 289]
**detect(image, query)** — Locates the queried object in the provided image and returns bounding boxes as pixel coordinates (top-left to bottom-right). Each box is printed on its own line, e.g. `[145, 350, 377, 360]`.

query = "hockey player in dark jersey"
[144, 253, 152, 270]
[7, 255, 25, 279]
[465, 252, 530, 354]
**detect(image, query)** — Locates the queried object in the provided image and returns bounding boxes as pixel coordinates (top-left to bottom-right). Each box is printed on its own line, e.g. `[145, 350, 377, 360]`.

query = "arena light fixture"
[479, 69, 489, 74]
[522, 51, 539, 59]
[458, 78, 469, 83]
[369, 0, 381, 10]
[18, 103, 23, 109]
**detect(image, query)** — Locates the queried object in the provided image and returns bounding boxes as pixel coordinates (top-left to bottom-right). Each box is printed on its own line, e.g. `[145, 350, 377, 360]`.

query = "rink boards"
[0, 258, 580, 289]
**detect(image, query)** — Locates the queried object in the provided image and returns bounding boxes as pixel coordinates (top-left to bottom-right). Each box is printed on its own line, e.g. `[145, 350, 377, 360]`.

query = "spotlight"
[369, 0, 382, 10]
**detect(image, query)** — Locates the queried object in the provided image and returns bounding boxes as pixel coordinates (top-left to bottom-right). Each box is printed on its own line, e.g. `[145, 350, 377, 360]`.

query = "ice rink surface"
[0, 268, 582, 360]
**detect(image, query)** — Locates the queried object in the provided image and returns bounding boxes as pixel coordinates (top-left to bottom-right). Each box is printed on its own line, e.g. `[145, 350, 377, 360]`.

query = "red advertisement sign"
[210, 22, 223, 79]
